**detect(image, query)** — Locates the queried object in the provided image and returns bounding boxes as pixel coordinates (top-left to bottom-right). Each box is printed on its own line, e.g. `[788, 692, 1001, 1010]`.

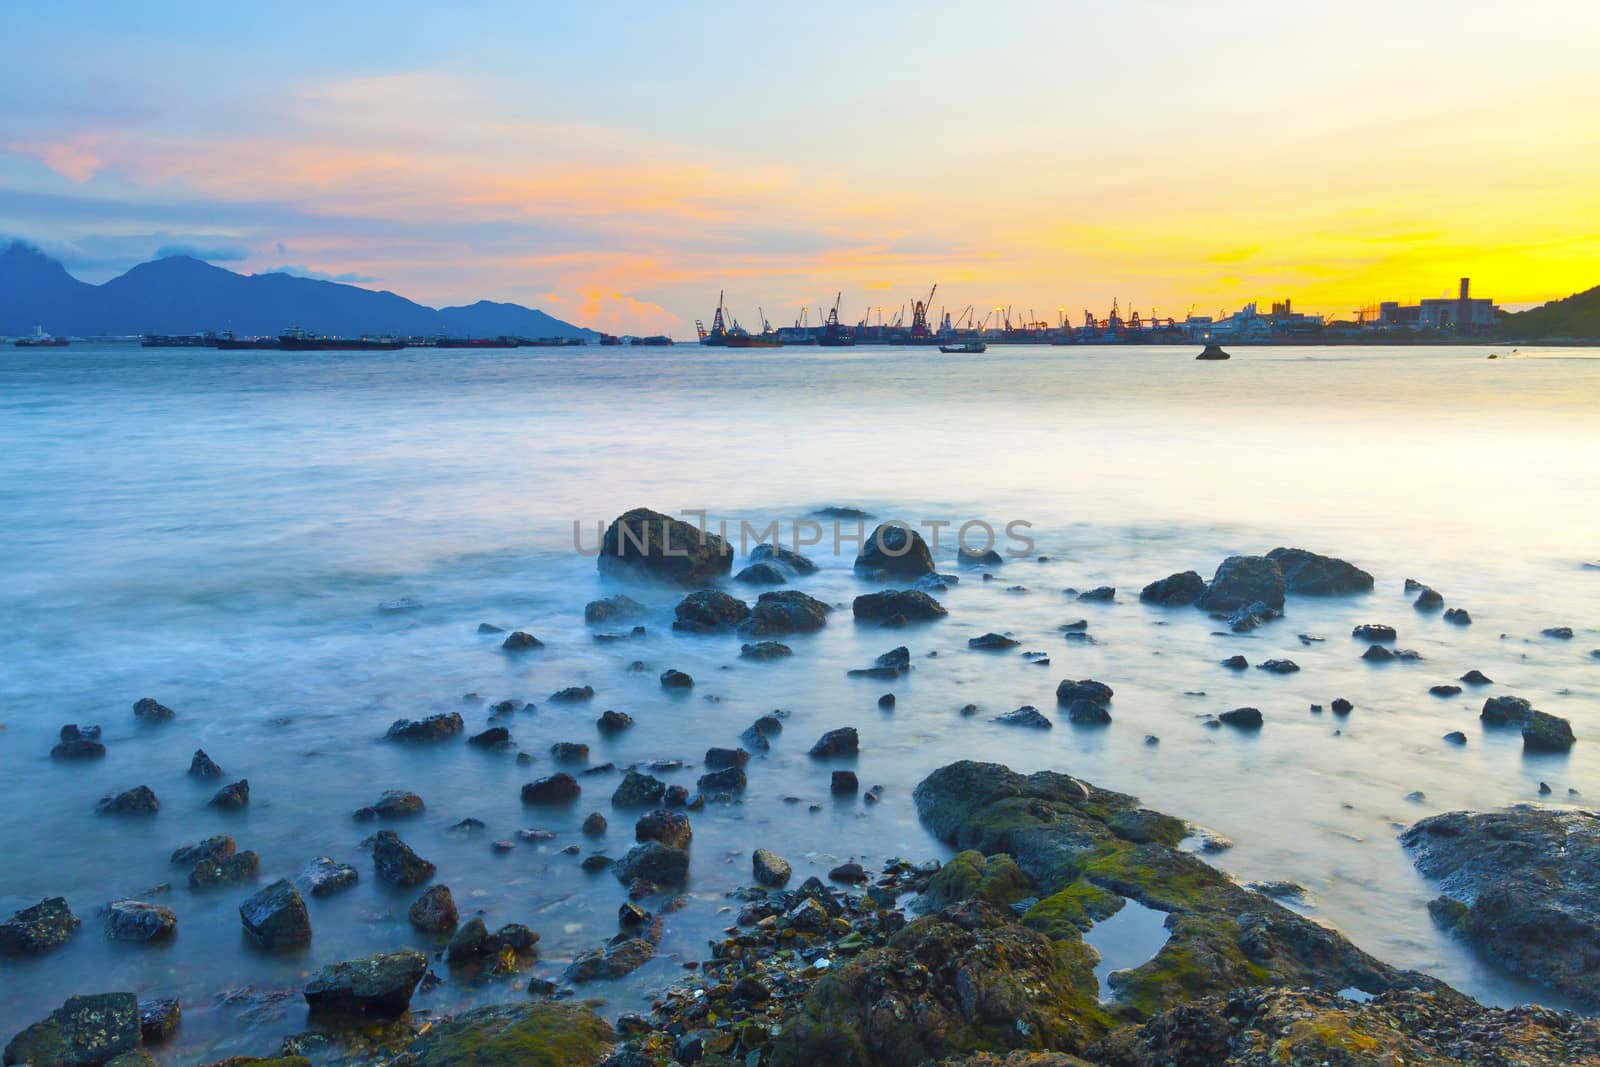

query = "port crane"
[910, 284, 937, 341]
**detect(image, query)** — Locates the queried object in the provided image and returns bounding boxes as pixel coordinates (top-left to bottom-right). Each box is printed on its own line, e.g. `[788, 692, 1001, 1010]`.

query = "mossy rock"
[1023, 881, 1125, 938]
[408, 1002, 614, 1067]
[925, 851, 1034, 910]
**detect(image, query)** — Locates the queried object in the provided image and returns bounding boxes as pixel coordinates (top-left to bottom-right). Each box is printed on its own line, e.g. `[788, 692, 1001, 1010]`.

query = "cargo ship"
[213, 331, 281, 350]
[277, 326, 404, 351]
[431, 336, 519, 349]
[141, 332, 217, 348]
[14, 327, 69, 347]
[629, 335, 674, 346]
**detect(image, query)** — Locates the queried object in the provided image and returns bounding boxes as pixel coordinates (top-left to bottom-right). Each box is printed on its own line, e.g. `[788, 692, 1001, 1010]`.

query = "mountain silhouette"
[0, 243, 595, 339]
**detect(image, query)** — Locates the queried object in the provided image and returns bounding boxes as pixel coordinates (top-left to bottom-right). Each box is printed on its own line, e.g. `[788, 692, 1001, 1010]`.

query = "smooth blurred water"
[1, 342, 1597, 1058]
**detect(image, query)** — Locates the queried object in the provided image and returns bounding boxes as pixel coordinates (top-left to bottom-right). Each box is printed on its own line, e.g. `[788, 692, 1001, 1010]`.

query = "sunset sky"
[4, 1, 1598, 334]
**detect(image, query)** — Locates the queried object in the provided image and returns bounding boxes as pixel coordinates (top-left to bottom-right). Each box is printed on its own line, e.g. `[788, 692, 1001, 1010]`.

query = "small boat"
[1196, 340, 1231, 360]
[939, 341, 987, 354]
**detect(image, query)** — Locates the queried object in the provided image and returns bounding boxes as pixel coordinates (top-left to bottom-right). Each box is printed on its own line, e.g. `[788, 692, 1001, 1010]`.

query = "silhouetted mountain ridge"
[1497, 284, 1600, 340]
[0, 243, 595, 339]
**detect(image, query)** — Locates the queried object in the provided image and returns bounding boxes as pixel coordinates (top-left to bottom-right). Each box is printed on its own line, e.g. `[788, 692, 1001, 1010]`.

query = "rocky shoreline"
[4, 507, 1595, 1066]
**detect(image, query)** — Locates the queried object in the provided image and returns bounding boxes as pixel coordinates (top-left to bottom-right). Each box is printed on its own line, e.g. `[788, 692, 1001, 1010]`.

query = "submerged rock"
[1352, 622, 1397, 642]
[501, 631, 543, 652]
[304, 950, 428, 1018]
[137, 998, 180, 1045]
[739, 590, 830, 636]
[296, 857, 359, 898]
[734, 561, 787, 585]
[1459, 669, 1493, 685]
[672, 589, 750, 632]
[385, 712, 464, 742]
[239, 879, 311, 950]
[969, 632, 1020, 650]
[0, 897, 80, 956]
[549, 685, 595, 703]
[808, 727, 859, 758]
[1403, 806, 1600, 1007]
[1256, 659, 1299, 674]
[740, 641, 792, 661]
[95, 786, 158, 816]
[1265, 547, 1374, 596]
[611, 770, 665, 808]
[1444, 607, 1472, 625]
[597, 709, 635, 732]
[132, 697, 176, 724]
[105, 900, 176, 943]
[1076, 586, 1116, 602]
[615, 842, 689, 886]
[1055, 679, 1113, 705]
[752, 848, 792, 887]
[847, 645, 912, 678]
[1218, 706, 1263, 729]
[1064, 699, 1110, 726]
[371, 830, 435, 887]
[355, 790, 425, 820]
[1523, 710, 1575, 752]
[187, 749, 224, 777]
[659, 668, 694, 689]
[598, 506, 732, 587]
[405, 1002, 614, 1066]
[208, 779, 249, 809]
[751, 542, 818, 575]
[1196, 555, 1286, 613]
[585, 594, 646, 625]
[407, 885, 458, 934]
[50, 728, 106, 761]
[994, 705, 1053, 728]
[634, 809, 692, 849]
[3, 993, 141, 1067]
[1414, 587, 1444, 611]
[523, 773, 582, 805]
[852, 588, 947, 623]
[853, 523, 935, 577]
[697, 766, 747, 793]
[1139, 570, 1207, 605]
[1480, 694, 1533, 726]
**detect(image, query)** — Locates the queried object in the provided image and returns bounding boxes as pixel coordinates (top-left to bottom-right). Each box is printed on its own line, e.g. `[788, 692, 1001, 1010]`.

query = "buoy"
[1196, 341, 1231, 361]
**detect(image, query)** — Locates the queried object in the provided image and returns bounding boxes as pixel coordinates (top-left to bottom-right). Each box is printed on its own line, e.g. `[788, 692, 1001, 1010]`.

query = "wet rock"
[208, 779, 249, 810]
[407, 885, 458, 934]
[1481, 694, 1533, 726]
[1265, 547, 1374, 596]
[550, 741, 590, 764]
[635, 809, 692, 849]
[808, 727, 859, 757]
[1542, 625, 1575, 639]
[1404, 806, 1600, 1006]
[1139, 570, 1207, 606]
[476, 622, 505, 634]
[188, 749, 223, 777]
[968, 632, 1020, 650]
[659, 668, 694, 689]
[441, 916, 491, 963]
[697, 766, 747, 793]
[549, 685, 595, 703]
[105, 900, 176, 943]
[354, 790, 424, 820]
[1064, 699, 1110, 726]
[851, 588, 947, 623]
[1429, 684, 1463, 697]
[295, 857, 358, 898]
[740, 641, 792, 661]
[750, 542, 818, 575]
[581, 811, 607, 836]
[612, 770, 665, 807]
[993, 706, 1053, 728]
[829, 861, 869, 884]
[1196, 555, 1286, 613]
[1256, 659, 1299, 674]
[1414, 587, 1444, 611]
[739, 590, 830, 636]
[518, 773, 581, 807]
[2, 993, 141, 1067]
[50, 729, 106, 761]
[831, 770, 860, 795]
[0, 897, 80, 955]
[597, 709, 635, 732]
[137, 998, 180, 1045]
[1352, 622, 1397, 642]
[95, 786, 158, 816]
[853, 523, 936, 577]
[1459, 669, 1493, 685]
[1330, 697, 1355, 715]
[239, 879, 310, 950]
[467, 725, 511, 748]
[958, 546, 1004, 567]
[672, 589, 750, 633]
[615, 842, 689, 886]
[1362, 643, 1396, 662]
[586, 594, 646, 625]
[753, 848, 792, 887]
[1220, 655, 1248, 670]
[1055, 678, 1113, 705]
[925, 851, 1032, 909]
[385, 712, 464, 742]
[1218, 706, 1263, 729]
[407, 1001, 615, 1063]
[182, 838, 259, 890]
[877, 693, 896, 709]
[303, 950, 428, 1018]
[1444, 607, 1472, 625]
[705, 746, 750, 769]
[371, 830, 435, 887]
[1443, 731, 1468, 745]
[132, 697, 175, 724]
[1076, 585, 1115, 602]
[501, 631, 543, 652]
[599, 507, 732, 587]
[734, 561, 787, 585]
[1523, 710, 1575, 752]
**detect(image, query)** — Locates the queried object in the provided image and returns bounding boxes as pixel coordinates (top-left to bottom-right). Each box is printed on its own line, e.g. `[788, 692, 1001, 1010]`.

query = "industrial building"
[1377, 279, 1496, 331]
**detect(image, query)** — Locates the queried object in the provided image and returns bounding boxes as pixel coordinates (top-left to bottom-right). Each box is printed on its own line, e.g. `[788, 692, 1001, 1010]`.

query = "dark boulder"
[1460, 669, 1493, 685]
[0, 897, 80, 955]
[550, 741, 589, 763]
[847, 645, 912, 678]
[853, 523, 935, 577]
[522, 773, 581, 805]
[443, 917, 491, 963]
[598, 507, 732, 587]
[852, 588, 947, 623]
[1218, 706, 1263, 729]
[208, 779, 249, 810]
[239, 879, 311, 950]
[752, 848, 792, 887]
[51, 729, 106, 760]
[1220, 655, 1248, 670]
[740, 641, 792, 660]
[304, 950, 428, 1018]
[1055, 678, 1113, 705]
[659, 668, 694, 689]
[1195, 555, 1285, 613]
[585, 594, 646, 624]
[371, 830, 436, 887]
[1523, 710, 1575, 752]
[548, 685, 595, 703]
[704, 746, 750, 769]
[734, 561, 787, 585]
[1403, 806, 1600, 1006]
[808, 727, 859, 757]
[697, 766, 747, 792]
[296, 857, 359, 897]
[1076, 586, 1115, 602]
[385, 712, 464, 742]
[738, 590, 830, 636]
[968, 632, 1019, 650]
[1256, 659, 1299, 674]
[407, 885, 458, 934]
[750, 542, 818, 575]
[95, 786, 158, 816]
[1331, 698, 1353, 715]
[615, 842, 689, 886]
[137, 998, 180, 1045]
[187, 749, 223, 777]
[831, 771, 859, 795]
[1481, 695, 1533, 726]
[2, 993, 140, 1067]
[1352, 623, 1397, 642]
[501, 631, 543, 652]
[1362, 644, 1396, 662]
[957, 546, 1003, 567]
[105, 900, 176, 943]
[635, 809, 692, 849]
[1414, 587, 1444, 611]
[1139, 570, 1206, 606]
[1430, 684, 1463, 697]
[467, 725, 511, 748]
[672, 589, 750, 632]
[132, 697, 175, 724]
[597, 709, 635, 733]
[1265, 547, 1374, 596]
[1065, 699, 1111, 726]
[355, 790, 425, 820]
[993, 706, 1053, 728]
[1444, 607, 1472, 625]
[612, 770, 665, 807]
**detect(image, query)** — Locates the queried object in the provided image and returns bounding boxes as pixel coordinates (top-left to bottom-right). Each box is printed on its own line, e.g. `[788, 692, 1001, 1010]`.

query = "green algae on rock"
[408, 1002, 614, 1067]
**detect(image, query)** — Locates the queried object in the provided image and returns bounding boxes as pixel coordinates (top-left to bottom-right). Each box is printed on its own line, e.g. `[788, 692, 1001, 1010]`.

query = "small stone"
[598, 709, 635, 732]
[992, 705, 1052, 728]
[752, 848, 792, 887]
[468, 726, 511, 747]
[188, 749, 223, 777]
[551, 741, 590, 763]
[296, 857, 359, 897]
[1443, 731, 1468, 745]
[1331, 698, 1354, 715]
[96, 786, 158, 815]
[138, 998, 181, 1044]
[808, 727, 859, 757]
[549, 685, 595, 702]
[208, 779, 249, 809]
[831, 770, 859, 795]
[523, 773, 582, 805]
[1219, 706, 1263, 729]
[1256, 659, 1299, 674]
[132, 697, 176, 724]
[582, 811, 608, 836]
[1459, 670, 1493, 685]
[106, 900, 177, 942]
[1221, 655, 1248, 670]
[1444, 607, 1472, 625]
[660, 669, 694, 689]
[372, 830, 435, 887]
[829, 862, 868, 884]
[502, 631, 544, 651]
[407, 885, 458, 934]
[877, 693, 895, 709]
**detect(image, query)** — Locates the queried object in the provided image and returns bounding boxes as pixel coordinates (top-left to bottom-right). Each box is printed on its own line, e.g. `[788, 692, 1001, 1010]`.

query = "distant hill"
[0, 242, 596, 340]
[1496, 284, 1600, 341]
